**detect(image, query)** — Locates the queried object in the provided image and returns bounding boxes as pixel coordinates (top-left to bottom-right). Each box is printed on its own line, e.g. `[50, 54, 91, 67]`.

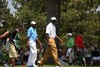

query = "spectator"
[0, 24, 24, 67]
[66, 33, 74, 65]
[92, 45, 100, 65]
[84, 45, 92, 65]
[75, 32, 85, 65]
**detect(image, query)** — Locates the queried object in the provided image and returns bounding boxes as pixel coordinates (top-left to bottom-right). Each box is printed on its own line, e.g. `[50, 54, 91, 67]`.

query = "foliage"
[0, 0, 17, 34]
[0, 0, 100, 65]
[61, 0, 100, 45]
[12, 0, 47, 48]
[1, 0, 100, 48]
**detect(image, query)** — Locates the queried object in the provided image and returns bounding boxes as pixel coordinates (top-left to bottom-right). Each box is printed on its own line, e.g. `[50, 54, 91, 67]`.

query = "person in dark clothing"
[0, 24, 24, 67]
[92, 45, 100, 65]
[75, 32, 85, 65]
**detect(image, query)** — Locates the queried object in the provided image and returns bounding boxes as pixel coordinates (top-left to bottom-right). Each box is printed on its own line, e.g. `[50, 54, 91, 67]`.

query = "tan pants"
[39, 38, 61, 66]
[9, 44, 18, 58]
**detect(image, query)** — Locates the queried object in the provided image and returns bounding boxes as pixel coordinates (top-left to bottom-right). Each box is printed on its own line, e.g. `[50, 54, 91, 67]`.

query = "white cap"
[67, 33, 72, 36]
[51, 17, 57, 21]
[31, 21, 36, 25]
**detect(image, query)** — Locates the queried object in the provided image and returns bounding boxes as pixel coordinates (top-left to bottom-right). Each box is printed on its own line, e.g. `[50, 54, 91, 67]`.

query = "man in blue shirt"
[27, 21, 42, 67]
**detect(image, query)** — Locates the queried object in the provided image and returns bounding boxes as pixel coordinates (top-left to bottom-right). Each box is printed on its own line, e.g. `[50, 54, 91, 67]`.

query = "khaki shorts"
[9, 44, 18, 58]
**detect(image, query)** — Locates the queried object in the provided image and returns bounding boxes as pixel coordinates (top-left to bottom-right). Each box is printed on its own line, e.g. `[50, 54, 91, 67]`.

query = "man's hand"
[47, 42, 51, 46]
[60, 39, 64, 44]
[59, 39, 64, 45]
[56, 35, 64, 45]
[77, 48, 79, 52]
[39, 43, 42, 50]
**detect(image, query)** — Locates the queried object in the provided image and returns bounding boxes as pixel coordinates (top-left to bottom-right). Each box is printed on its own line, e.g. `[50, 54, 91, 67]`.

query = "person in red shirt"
[75, 32, 84, 65]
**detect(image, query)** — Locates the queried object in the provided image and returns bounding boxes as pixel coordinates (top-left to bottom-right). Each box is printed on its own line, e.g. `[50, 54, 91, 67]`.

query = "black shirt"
[9, 28, 19, 43]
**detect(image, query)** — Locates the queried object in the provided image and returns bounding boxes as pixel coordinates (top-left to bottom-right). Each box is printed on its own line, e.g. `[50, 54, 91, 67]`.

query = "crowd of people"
[59, 33, 100, 66]
[0, 17, 100, 67]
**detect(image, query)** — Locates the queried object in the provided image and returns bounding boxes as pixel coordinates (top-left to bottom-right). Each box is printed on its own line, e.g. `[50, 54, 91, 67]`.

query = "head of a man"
[18, 24, 24, 31]
[51, 17, 57, 25]
[79, 31, 83, 37]
[31, 21, 36, 28]
[67, 33, 72, 38]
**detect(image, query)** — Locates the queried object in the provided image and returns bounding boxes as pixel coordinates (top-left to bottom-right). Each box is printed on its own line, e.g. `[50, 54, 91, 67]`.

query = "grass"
[0, 65, 100, 67]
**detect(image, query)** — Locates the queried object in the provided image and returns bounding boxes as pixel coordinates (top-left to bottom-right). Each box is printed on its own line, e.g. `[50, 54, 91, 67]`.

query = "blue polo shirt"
[27, 27, 38, 42]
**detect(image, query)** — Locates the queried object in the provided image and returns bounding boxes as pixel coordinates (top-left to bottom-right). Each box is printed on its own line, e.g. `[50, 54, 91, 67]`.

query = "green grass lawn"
[0, 65, 100, 67]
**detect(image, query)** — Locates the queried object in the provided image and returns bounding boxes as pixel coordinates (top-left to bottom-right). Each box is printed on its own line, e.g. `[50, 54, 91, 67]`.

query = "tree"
[12, 0, 47, 49]
[46, 0, 61, 38]
[12, 0, 100, 52]
[0, 0, 10, 33]
[61, 0, 100, 44]
[6, 0, 100, 65]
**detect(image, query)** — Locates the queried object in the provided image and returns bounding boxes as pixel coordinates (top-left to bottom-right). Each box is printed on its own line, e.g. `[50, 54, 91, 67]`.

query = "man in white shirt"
[38, 17, 63, 67]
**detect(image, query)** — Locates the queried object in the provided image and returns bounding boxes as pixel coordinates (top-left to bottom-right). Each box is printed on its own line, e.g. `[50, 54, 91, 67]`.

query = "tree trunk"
[46, 0, 61, 58]
[46, 0, 61, 24]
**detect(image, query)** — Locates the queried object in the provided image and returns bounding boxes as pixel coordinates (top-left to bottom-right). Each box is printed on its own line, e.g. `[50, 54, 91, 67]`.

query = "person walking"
[75, 32, 84, 65]
[0, 24, 24, 67]
[26, 21, 42, 67]
[66, 33, 74, 65]
[38, 17, 63, 67]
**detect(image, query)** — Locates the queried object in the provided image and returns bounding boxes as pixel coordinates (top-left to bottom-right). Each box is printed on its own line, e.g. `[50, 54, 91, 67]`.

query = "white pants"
[67, 48, 74, 63]
[27, 40, 37, 67]
[67, 48, 72, 57]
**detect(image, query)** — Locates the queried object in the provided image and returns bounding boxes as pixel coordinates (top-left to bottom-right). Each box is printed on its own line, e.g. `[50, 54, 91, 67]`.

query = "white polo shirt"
[46, 22, 56, 38]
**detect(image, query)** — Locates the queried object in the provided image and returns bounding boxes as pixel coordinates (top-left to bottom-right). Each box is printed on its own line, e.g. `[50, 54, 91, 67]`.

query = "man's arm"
[55, 35, 63, 44]
[75, 37, 80, 51]
[26, 37, 29, 47]
[26, 29, 30, 48]
[70, 38, 74, 47]
[36, 37, 42, 49]
[0, 31, 10, 39]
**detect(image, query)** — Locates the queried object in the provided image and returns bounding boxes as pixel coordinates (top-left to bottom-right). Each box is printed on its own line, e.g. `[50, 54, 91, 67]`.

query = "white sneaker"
[4, 63, 9, 67]
[55, 66, 60, 67]
[33, 64, 37, 67]
[37, 61, 41, 64]
[37, 61, 42, 67]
